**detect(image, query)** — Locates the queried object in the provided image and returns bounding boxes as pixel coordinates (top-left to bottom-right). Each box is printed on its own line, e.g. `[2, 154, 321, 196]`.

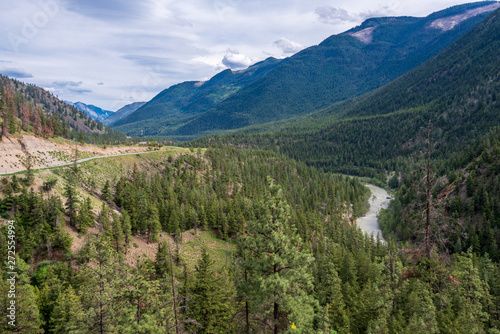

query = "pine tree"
[50, 286, 84, 333]
[447, 248, 491, 332]
[97, 203, 111, 237]
[78, 196, 94, 233]
[78, 235, 126, 333]
[122, 209, 132, 249]
[239, 177, 317, 333]
[155, 241, 170, 278]
[64, 169, 79, 226]
[147, 205, 162, 243]
[101, 180, 112, 206]
[188, 248, 236, 333]
[119, 257, 167, 332]
[112, 212, 124, 253]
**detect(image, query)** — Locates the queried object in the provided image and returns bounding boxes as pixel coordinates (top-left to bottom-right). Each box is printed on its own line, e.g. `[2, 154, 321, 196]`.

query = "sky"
[0, 0, 482, 111]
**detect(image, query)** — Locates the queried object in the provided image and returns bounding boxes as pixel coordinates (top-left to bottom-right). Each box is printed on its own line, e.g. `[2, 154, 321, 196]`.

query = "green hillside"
[112, 57, 281, 137]
[187, 5, 500, 280]
[194, 6, 500, 182]
[174, 2, 498, 137]
[0, 75, 126, 144]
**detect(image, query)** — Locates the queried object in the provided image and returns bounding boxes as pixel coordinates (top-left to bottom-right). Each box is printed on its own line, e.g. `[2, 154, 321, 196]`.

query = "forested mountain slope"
[0, 75, 126, 144]
[71, 101, 113, 122]
[0, 146, 373, 333]
[174, 1, 499, 138]
[196, 6, 500, 183]
[2, 141, 500, 332]
[112, 57, 281, 137]
[380, 126, 500, 260]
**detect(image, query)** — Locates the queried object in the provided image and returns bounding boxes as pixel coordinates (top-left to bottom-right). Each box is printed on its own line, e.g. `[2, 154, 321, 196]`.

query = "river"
[355, 184, 393, 242]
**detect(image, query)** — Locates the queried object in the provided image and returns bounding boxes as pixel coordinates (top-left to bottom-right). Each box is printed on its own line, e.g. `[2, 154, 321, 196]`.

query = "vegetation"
[114, 2, 495, 139]
[0, 75, 126, 145]
[1, 4, 500, 334]
[112, 57, 281, 138]
[1, 145, 499, 332]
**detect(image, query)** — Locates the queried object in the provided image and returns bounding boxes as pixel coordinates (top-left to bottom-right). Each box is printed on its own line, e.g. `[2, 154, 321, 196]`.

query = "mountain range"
[199, 3, 500, 182]
[71, 101, 114, 122]
[102, 101, 146, 125]
[111, 1, 500, 139]
[111, 57, 281, 137]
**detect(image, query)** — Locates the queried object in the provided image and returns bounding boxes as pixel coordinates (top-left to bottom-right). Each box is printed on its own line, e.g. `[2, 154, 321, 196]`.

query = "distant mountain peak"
[71, 101, 113, 122]
[429, 2, 500, 31]
[102, 101, 146, 125]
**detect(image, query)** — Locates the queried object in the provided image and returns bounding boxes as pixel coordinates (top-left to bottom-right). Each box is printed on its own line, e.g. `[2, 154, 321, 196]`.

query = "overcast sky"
[0, 0, 482, 110]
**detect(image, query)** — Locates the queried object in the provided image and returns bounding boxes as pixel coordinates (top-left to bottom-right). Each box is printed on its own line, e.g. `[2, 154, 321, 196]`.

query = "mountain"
[111, 57, 281, 137]
[0, 75, 126, 144]
[102, 101, 146, 125]
[167, 1, 498, 138]
[201, 5, 500, 182]
[72, 101, 114, 122]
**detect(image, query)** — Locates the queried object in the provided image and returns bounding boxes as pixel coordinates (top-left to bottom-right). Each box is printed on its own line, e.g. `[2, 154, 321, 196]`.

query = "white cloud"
[315, 6, 358, 24]
[222, 49, 253, 69]
[273, 37, 303, 55]
[0, 67, 33, 78]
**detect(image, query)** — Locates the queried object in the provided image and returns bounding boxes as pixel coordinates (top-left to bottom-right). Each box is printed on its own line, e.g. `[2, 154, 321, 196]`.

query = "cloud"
[0, 68, 33, 78]
[97, 82, 104, 85]
[273, 37, 303, 54]
[68, 88, 92, 94]
[315, 6, 358, 24]
[315, 5, 399, 25]
[222, 49, 253, 69]
[49, 80, 92, 94]
[64, 0, 148, 20]
[358, 6, 397, 20]
[52, 80, 83, 87]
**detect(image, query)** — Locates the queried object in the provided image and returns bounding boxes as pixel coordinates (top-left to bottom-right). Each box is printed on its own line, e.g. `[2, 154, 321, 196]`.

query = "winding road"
[355, 184, 393, 242]
[0, 147, 182, 176]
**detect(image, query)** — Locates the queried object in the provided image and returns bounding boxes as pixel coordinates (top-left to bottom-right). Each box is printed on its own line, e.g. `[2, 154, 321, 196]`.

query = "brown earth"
[0, 134, 161, 174]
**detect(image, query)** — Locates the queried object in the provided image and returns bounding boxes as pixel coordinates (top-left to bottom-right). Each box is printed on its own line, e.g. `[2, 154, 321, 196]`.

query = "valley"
[1, 2, 500, 333]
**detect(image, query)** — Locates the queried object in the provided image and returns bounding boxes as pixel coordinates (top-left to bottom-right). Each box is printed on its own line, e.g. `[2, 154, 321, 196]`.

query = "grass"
[179, 230, 236, 271]
[4, 145, 229, 270]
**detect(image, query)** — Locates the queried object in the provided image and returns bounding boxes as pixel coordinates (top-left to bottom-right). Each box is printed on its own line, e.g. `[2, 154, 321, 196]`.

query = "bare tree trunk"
[168, 243, 180, 334]
[273, 264, 278, 334]
[99, 259, 104, 334]
[425, 120, 432, 257]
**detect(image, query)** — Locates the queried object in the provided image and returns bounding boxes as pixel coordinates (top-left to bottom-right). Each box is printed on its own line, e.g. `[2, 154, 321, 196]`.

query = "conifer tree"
[122, 209, 132, 249]
[97, 203, 111, 237]
[64, 169, 79, 226]
[78, 235, 126, 333]
[147, 205, 162, 243]
[101, 180, 112, 206]
[50, 286, 84, 333]
[155, 241, 170, 278]
[112, 212, 124, 253]
[239, 177, 317, 333]
[188, 248, 236, 334]
[78, 196, 94, 233]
